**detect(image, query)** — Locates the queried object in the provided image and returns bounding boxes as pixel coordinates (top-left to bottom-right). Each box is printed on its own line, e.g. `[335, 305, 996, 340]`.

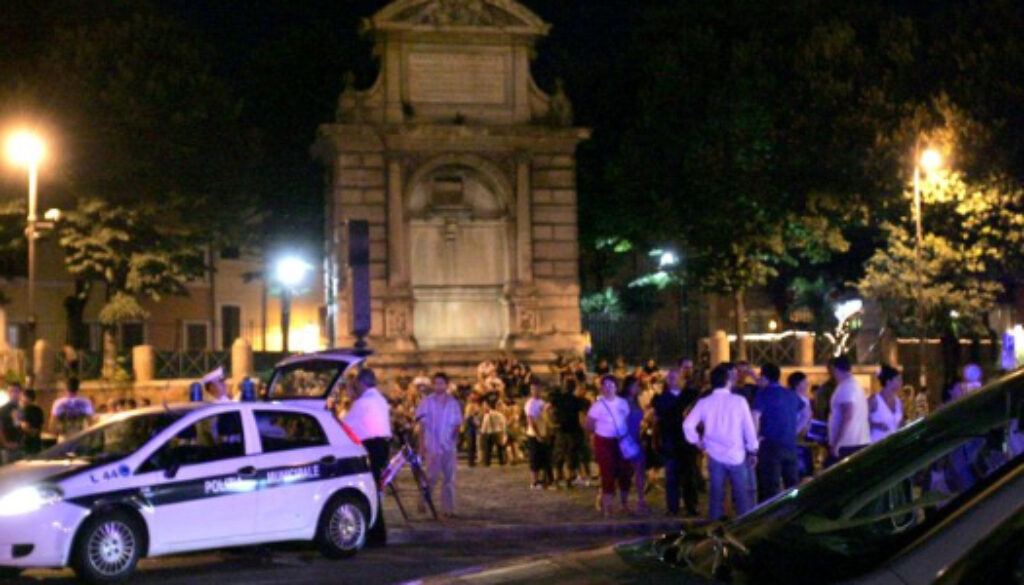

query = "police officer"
[343, 368, 392, 546]
[201, 367, 233, 402]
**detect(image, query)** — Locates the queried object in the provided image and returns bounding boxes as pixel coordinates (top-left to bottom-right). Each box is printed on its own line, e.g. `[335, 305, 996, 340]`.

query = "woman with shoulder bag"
[584, 374, 635, 517]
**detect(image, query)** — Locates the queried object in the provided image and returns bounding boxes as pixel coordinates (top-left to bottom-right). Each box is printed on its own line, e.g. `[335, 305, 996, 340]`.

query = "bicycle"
[380, 427, 438, 520]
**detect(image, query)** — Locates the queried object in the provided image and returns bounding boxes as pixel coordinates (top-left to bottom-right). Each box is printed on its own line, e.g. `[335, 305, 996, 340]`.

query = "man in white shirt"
[684, 363, 759, 521]
[827, 356, 870, 465]
[343, 368, 392, 545]
[201, 367, 233, 403]
[415, 372, 464, 517]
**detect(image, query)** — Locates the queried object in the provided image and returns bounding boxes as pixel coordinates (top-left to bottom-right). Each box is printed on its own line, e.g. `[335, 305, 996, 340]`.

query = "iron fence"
[155, 350, 230, 380]
[584, 314, 685, 365]
[55, 350, 125, 380]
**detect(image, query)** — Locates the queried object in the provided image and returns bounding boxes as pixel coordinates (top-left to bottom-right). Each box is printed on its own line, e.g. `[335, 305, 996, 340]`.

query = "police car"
[0, 351, 375, 583]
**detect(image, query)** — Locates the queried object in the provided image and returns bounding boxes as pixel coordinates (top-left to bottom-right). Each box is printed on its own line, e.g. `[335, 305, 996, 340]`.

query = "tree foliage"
[59, 198, 205, 326]
[593, 0, 1024, 352]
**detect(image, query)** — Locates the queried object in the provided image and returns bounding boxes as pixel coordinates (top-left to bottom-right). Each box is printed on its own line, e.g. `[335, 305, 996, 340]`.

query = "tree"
[59, 198, 205, 377]
[859, 171, 1023, 337]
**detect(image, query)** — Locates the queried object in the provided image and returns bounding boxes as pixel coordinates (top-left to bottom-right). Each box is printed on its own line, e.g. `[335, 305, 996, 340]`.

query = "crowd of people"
[0, 377, 103, 464]
[0, 352, 992, 529]
[367, 352, 990, 523]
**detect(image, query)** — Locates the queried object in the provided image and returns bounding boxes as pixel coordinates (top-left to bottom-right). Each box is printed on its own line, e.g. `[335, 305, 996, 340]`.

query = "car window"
[37, 411, 184, 462]
[139, 412, 245, 472]
[255, 411, 328, 453]
[267, 359, 348, 400]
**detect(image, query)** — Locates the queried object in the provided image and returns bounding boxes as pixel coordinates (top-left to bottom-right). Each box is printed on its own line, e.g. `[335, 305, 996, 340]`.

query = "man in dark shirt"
[550, 379, 587, 488]
[752, 363, 804, 502]
[733, 361, 762, 406]
[652, 366, 701, 516]
[19, 389, 44, 456]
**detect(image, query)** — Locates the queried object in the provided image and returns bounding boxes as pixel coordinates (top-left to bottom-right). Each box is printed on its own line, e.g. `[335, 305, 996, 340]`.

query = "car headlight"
[0, 486, 64, 516]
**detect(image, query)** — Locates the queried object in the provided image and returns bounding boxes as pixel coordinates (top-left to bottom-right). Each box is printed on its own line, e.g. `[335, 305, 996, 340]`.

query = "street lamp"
[5, 131, 46, 355]
[275, 256, 312, 353]
[913, 146, 942, 396]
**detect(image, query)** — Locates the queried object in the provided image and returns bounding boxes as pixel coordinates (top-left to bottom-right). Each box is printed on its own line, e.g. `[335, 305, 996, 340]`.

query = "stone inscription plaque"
[407, 52, 507, 105]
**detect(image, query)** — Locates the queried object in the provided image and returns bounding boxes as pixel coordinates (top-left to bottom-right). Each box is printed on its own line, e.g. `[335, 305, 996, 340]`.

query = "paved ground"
[9, 461, 692, 584]
[384, 459, 691, 543]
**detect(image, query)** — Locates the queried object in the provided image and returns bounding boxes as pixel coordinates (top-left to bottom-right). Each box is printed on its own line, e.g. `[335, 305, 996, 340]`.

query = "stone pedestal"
[132, 345, 156, 382]
[32, 339, 55, 388]
[796, 333, 815, 367]
[710, 330, 730, 365]
[231, 337, 253, 380]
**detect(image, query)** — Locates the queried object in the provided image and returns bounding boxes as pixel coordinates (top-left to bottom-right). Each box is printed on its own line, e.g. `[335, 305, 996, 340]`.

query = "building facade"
[1, 238, 325, 361]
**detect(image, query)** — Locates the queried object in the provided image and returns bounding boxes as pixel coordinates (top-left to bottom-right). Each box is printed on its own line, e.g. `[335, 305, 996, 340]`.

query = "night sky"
[1, 0, 641, 257]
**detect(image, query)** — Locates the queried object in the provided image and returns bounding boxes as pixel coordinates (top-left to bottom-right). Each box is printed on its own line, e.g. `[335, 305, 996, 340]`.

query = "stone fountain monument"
[313, 0, 589, 374]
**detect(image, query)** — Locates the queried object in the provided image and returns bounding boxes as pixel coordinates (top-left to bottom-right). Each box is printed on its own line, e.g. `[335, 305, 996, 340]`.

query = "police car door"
[133, 410, 258, 552]
[250, 409, 336, 536]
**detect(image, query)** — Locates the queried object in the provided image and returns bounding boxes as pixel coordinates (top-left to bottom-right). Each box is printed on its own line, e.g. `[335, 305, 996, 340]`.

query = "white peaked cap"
[200, 366, 226, 385]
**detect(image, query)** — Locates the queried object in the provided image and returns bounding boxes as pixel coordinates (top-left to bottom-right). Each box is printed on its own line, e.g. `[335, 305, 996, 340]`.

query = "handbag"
[601, 399, 642, 461]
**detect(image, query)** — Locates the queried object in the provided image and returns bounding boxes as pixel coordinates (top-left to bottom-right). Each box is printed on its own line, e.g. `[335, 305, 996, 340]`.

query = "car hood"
[407, 539, 712, 585]
[0, 458, 93, 493]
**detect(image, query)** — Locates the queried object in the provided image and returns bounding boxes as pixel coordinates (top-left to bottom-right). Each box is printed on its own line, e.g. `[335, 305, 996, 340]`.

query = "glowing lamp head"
[275, 256, 312, 288]
[5, 131, 45, 168]
[920, 149, 942, 173]
[659, 251, 679, 268]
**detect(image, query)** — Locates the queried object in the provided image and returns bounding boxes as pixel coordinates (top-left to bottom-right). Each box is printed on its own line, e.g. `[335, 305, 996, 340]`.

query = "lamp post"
[5, 131, 45, 355]
[275, 256, 312, 353]
[913, 146, 942, 396]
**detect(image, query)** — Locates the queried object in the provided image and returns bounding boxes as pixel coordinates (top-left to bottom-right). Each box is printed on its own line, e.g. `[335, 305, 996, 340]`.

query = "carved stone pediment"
[372, 0, 549, 34]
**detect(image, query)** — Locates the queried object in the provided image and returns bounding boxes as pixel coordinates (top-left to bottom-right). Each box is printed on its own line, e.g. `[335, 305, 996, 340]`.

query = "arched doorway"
[407, 160, 510, 349]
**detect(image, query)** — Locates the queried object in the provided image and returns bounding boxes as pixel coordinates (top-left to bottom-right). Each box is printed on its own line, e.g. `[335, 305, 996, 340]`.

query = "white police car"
[0, 397, 377, 583]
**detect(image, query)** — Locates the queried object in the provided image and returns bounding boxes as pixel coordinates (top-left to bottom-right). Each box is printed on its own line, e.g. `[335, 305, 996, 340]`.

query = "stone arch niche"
[407, 156, 512, 348]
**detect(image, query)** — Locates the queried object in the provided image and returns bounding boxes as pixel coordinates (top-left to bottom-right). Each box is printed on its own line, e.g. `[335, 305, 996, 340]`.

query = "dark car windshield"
[684, 371, 1024, 584]
[37, 411, 185, 462]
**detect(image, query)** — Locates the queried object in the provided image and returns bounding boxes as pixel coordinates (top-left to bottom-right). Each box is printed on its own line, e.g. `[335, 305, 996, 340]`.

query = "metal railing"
[155, 350, 230, 380]
[583, 314, 685, 364]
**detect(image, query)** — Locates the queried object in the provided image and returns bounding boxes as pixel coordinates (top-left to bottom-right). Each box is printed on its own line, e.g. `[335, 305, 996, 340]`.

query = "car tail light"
[338, 420, 363, 447]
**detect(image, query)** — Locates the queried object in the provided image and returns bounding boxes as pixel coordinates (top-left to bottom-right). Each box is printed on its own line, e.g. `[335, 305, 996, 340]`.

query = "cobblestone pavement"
[385, 459, 692, 542]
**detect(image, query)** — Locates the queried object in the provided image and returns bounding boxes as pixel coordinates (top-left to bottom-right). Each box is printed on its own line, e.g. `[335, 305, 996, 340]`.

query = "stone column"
[232, 337, 253, 380]
[515, 154, 534, 284]
[796, 333, 815, 367]
[710, 330, 730, 365]
[387, 156, 409, 288]
[384, 155, 416, 351]
[132, 345, 156, 382]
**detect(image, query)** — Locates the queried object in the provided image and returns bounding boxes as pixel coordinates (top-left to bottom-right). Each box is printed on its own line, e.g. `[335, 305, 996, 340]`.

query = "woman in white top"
[869, 365, 904, 443]
[584, 374, 633, 518]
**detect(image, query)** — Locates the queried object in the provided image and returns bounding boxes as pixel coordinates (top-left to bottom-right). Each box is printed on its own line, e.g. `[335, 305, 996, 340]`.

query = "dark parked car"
[414, 370, 1024, 585]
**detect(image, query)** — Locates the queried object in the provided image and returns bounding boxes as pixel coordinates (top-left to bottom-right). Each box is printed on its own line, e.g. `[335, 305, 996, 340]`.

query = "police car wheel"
[316, 494, 368, 559]
[0, 567, 22, 579]
[72, 510, 143, 583]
